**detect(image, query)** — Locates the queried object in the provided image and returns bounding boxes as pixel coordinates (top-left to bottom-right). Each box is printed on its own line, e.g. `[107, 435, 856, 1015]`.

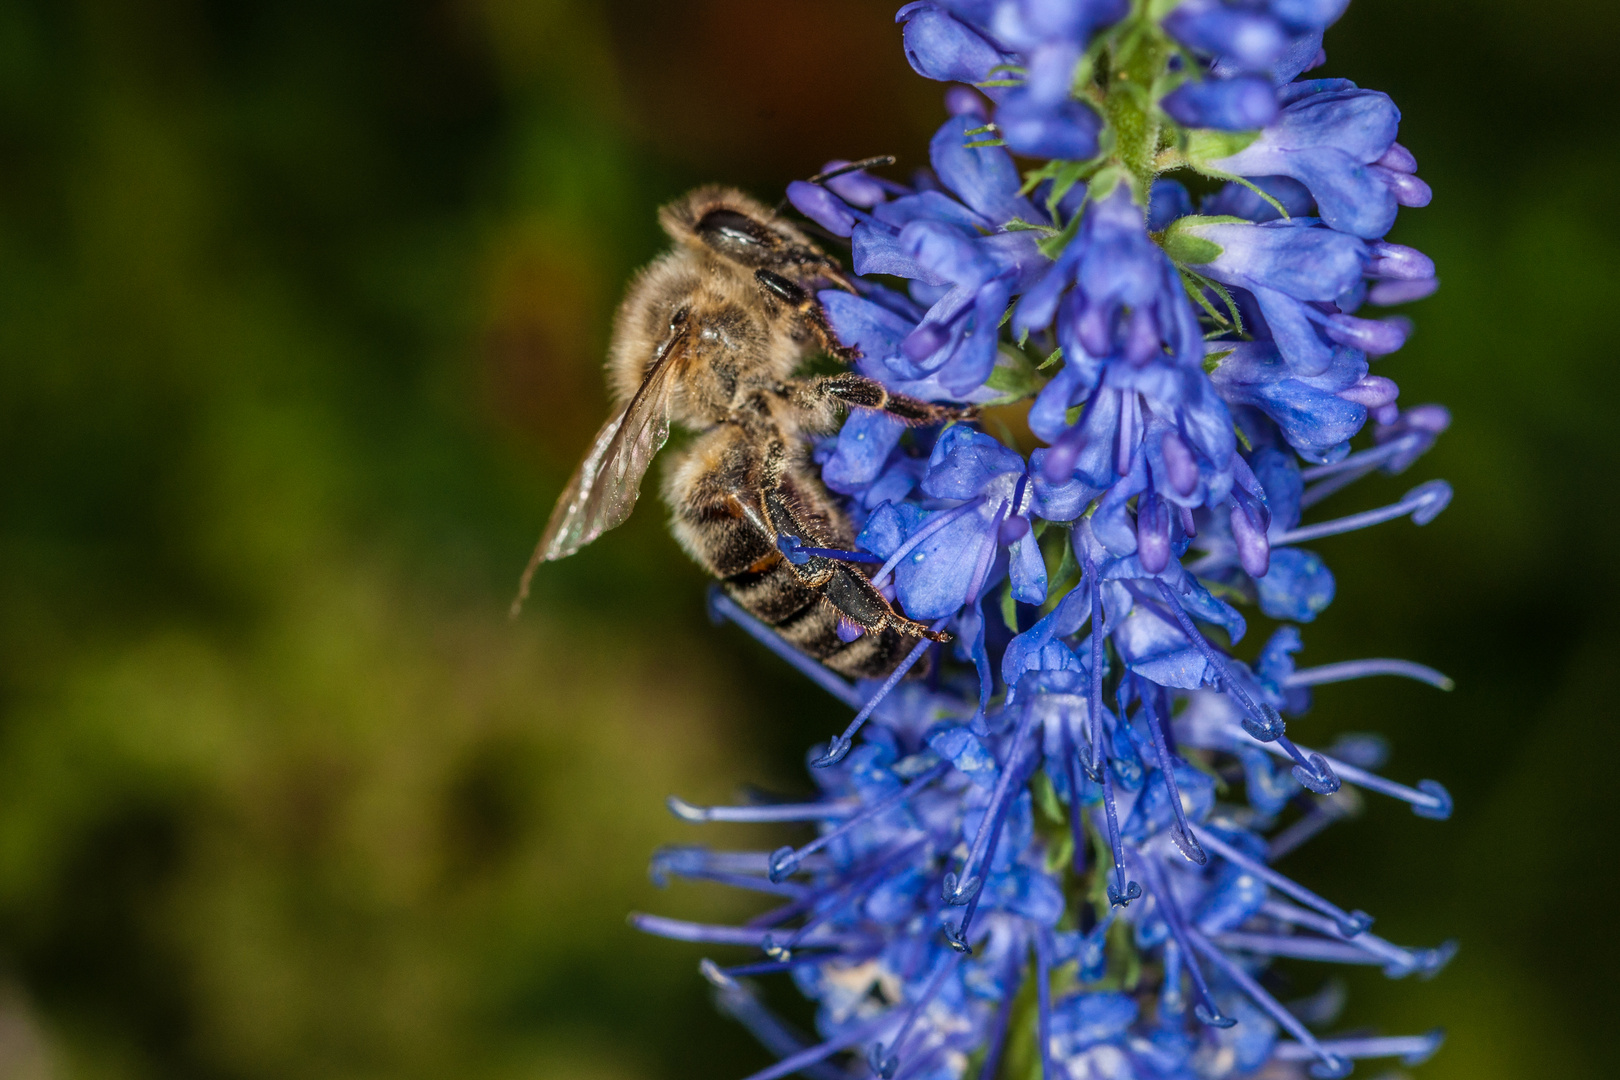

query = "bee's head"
[661, 187, 841, 280]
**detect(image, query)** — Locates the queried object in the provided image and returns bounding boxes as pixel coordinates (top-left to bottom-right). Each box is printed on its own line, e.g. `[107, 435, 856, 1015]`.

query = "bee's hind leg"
[759, 487, 949, 645]
[821, 563, 950, 643]
[795, 373, 976, 427]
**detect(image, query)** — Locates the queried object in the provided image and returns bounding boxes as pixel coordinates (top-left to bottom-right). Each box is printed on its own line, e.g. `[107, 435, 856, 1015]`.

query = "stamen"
[1259, 899, 1457, 978]
[946, 748, 1041, 952]
[651, 847, 808, 897]
[1212, 931, 1388, 966]
[813, 621, 948, 767]
[1034, 928, 1058, 1078]
[1286, 658, 1454, 691]
[1086, 557, 1106, 778]
[777, 534, 885, 565]
[1139, 687, 1207, 864]
[709, 952, 875, 979]
[1099, 766, 1141, 906]
[667, 795, 855, 824]
[631, 913, 853, 949]
[1152, 580, 1287, 743]
[1057, 715, 1089, 878]
[944, 705, 1038, 906]
[974, 956, 1025, 1080]
[867, 951, 961, 1079]
[768, 762, 949, 881]
[1266, 799, 1353, 860]
[745, 842, 922, 930]
[649, 847, 803, 882]
[702, 963, 861, 1080]
[737, 1012, 896, 1080]
[1246, 737, 1451, 819]
[1298, 432, 1418, 481]
[870, 495, 988, 589]
[763, 841, 930, 955]
[711, 588, 864, 709]
[1190, 826, 1373, 937]
[1136, 856, 1234, 1027]
[1271, 1031, 1445, 1068]
[1186, 928, 1351, 1077]
[1271, 479, 1451, 545]
[964, 500, 1012, 606]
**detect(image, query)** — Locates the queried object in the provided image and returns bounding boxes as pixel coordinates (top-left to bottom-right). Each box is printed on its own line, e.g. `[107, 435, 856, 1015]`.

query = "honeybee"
[515, 184, 970, 678]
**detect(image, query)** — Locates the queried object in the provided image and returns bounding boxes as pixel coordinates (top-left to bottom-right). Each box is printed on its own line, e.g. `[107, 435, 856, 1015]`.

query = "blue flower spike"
[637, 2, 1458, 1077]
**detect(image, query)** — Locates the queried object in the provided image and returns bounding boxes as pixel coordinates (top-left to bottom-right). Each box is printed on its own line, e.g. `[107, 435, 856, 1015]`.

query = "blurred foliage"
[0, 0, 1611, 1077]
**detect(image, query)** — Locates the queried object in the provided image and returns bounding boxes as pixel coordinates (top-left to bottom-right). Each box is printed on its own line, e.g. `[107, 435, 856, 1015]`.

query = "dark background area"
[0, 0, 1612, 1077]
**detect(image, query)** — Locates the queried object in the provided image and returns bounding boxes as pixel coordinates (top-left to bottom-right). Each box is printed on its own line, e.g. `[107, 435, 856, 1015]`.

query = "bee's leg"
[755, 485, 948, 644]
[794, 372, 977, 426]
[753, 268, 862, 365]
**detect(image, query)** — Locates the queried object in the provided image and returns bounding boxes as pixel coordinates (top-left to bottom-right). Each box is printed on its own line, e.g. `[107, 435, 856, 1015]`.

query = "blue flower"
[1209, 340, 1382, 460]
[896, 3, 1014, 85]
[1167, 0, 1347, 84]
[631, 2, 1460, 1076]
[643, 597, 1455, 1080]
[1179, 217, 1413, 375]
[812, 116, 1050, 397]
[1200, 79, 1431, 238]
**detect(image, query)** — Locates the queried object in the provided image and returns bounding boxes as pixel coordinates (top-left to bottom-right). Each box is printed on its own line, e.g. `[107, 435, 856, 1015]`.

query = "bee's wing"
[510, 322, 689, 616]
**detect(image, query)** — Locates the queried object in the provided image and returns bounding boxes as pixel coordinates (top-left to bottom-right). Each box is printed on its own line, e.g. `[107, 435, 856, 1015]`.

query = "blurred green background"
[0, 0, 1612, 1077]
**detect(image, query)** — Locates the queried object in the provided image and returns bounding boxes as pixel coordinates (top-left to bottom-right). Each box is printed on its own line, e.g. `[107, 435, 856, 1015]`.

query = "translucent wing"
[511, 322, 689, 616]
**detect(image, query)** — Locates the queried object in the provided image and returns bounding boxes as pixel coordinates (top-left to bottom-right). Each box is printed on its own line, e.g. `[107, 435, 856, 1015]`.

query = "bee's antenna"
[775, 155, 898, 216]
[806, 155, 896, 185]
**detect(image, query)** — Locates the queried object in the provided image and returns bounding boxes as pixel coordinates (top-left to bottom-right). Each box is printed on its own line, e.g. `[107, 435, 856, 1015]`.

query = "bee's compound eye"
[696, 208, 774, 254]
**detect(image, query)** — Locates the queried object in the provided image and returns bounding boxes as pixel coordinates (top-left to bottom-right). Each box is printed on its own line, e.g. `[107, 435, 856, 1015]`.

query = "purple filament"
[868, 951, 961, 1078]
[814, 620, 949, 767]
[1057, 714, 1089, 878]
[650, 846, 821, 885]
[1271, 479, 1451, 545]
[1136, 855, 1234, 1028]
[764, 842, 929, 955]
[1097, 766, 1140, 906]
[746, 843, 926, 931]
[1266, 800, 1353, 860]
[710, 588, 864, 709]
[1190, 826, 1373, 937]
[1150, 579, 1285, 743]
[704, 966, 857, 1080]
[1139, 687, 1207, 865]
[1286, 658, 1454, 691]
[946, 704, 1039, 906]
[1034, 928, 1056, 1080]
[1212, 931, 1388, 966]
[974, 959, 1024, 1080]
[870, 495, 988, 589]
[1260, 898, 1456, 977]
[710, 953, 873, 979]
[1245, 736, 1450, 818]
[948, 747, 1041, 951]
[769, 762, 950, 880]
[738, 1012, 895, 1080]
[1297, 433, 1425, 507]
[632, 914, 849, 950]
[1186, 927, 1350, 1077]
[667, 794, 855, 823]
[1271, 1031, 1444, 1067]
[1086, 557, 1106, 778]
